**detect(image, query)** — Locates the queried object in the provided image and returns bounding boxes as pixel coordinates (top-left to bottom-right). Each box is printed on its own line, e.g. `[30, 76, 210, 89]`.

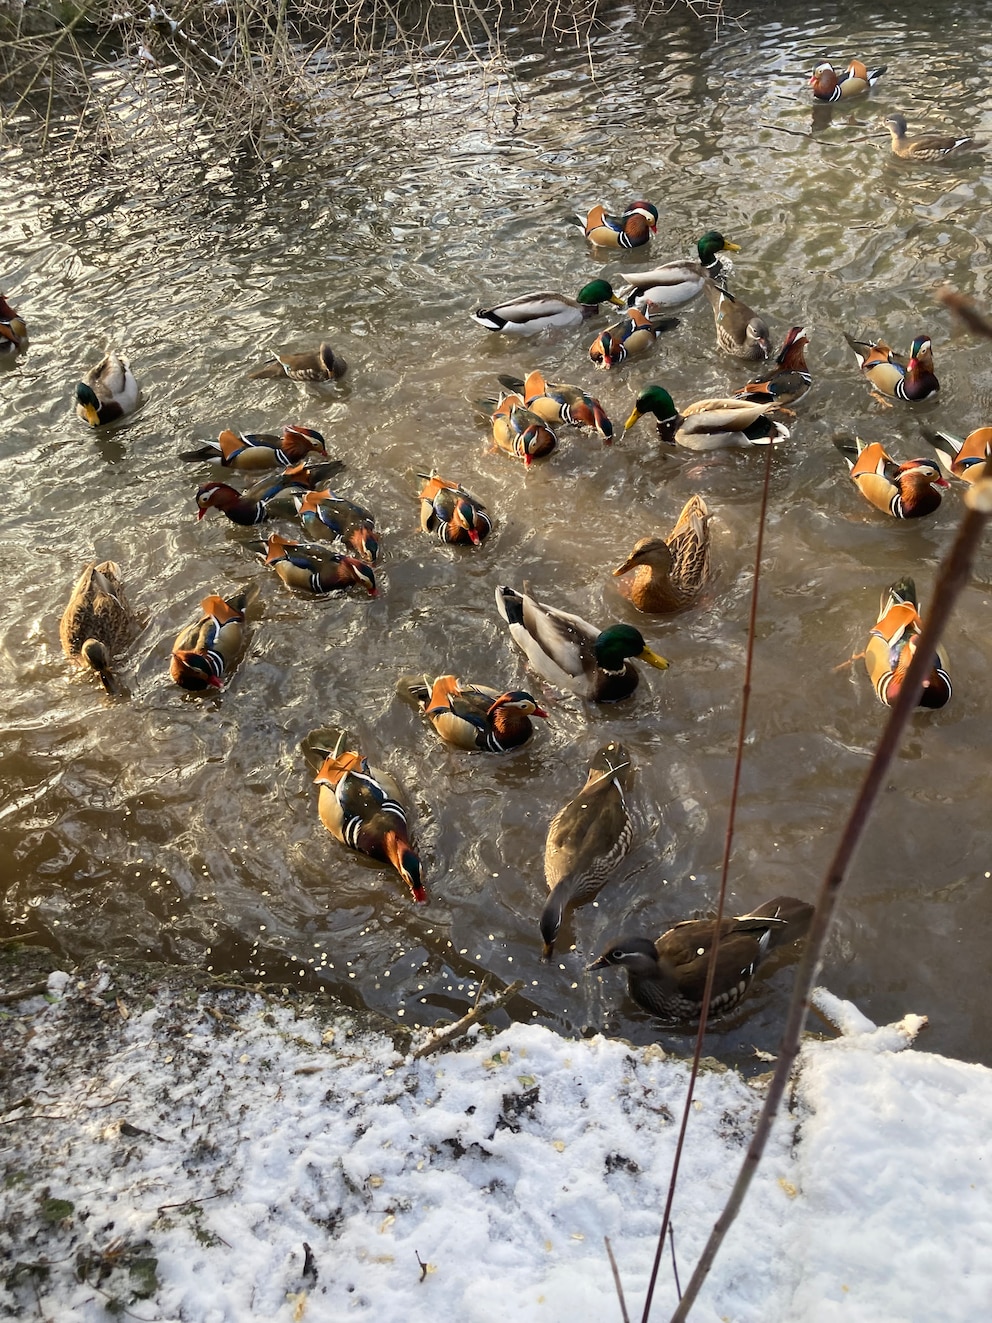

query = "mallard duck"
[733, 326, 812, 407]
[865, 577, 951, 709]
[471, 279, 624, 334]
[578, 201, 659, 250]
[247, 342, 347, 381]
[844, 333, 939, 401]
[294, 490, 379, 561]
[494, 584, 669, 702]
[75, 352, 140, 426]
[588, 308, 678, 369]
[170, 586, 257, 692]
[497, 371, 613, 441]
[623, 385, 790, 451]
[809, 59, 886, 101]
[490, 393, 558, 465]
[613, 495, 711, 613]
[541, 741, 633, 961]
[589, 895, 814, 1026]
[703, 281, 771, 360]
[404, 675, 548, 752]
[180, 425, 329, 470]
[834, 437, 947, 519]
[618, 231, 741, 309]
[59, 561, 136, 696]
[256, 532, 378, 596]
[885, 113, 985, 161]
[418, 473, 492, 545]
[921, 426, 992, 483]
[0, 292, 28, 353]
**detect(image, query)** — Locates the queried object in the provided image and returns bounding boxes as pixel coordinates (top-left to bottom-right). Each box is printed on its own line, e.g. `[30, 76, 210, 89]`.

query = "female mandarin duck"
[0, 292, 28, 353]
[733, 326, 812, 408]
[471, 279, 624, 334]
[885, 113, 985, 161]
[865, 578, 951, 709]
[704, 281, 771, 360]
[844, 333, 939, 401]
[618, 231, 741, 309]
[588, 308, 677, 369]
[180, 424, 329, 470]
[59, 560, 136, 697]
[247, 342, 347, 382]
[921, 426, 992, 483]
[418, 473, 492, 545]
[293, 490, 379, 561]
[404, 675, 548, 752]
[589, 895, 814, 1026]
[497, 371, 613, 442]
[613, 495, 711, 613]
[541, 742, 633, 961]
[624, 385, 790, 451]
[170, 586, 257, 692]
[578, 201, 659, 249]
[257, 532, 377, 596]
[308, 733, 425, 904]
[834, 437, 947, 519]
[75, 352, 140, 426]
[809, 59, 886, 101]
[490, 392, 557, 465]
[494, 584, 669, 702]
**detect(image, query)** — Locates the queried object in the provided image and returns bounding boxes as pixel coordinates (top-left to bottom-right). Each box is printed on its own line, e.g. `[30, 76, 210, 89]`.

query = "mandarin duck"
[844, 333, 939, 402]
[704, 281, 771, 360]
[588, 308, 678, 369]
[195, 482, 275, 525]
[170, 585, 257, 692]
[494, 585, 669, 702]
[578, 201, 659, 250]
[618, 231, 741, 309]
[308, 733, 425, 904]
[59, 561, 136, 697]
[247, 342, 347, 382]
[0, 292, 28, 353]
[733, 326, 812, 408]
[293, 490, 379, 561]
[418, 473, 492, 545]
[404, 675, 548, 752]
[885, 114, 985, 161]
[865, 577, 951, 710]
[921, 426, 992, 483]
[497, 371, 613, 441]
[834, 437, 947, 519]
[471, 279, 624, 334]
[239, 458, 347, 512]
[589, 895, 814, 1027]
[541, 741, 633, 961]
[180, 424, 329, 470]
[613, 494, 711, 613]
[624, 385, 790, 451]
[809, 59, 886, 101]
[256, 532, 377, 596]
[490, 393, 558, 465]
[75, 352, 140, 426]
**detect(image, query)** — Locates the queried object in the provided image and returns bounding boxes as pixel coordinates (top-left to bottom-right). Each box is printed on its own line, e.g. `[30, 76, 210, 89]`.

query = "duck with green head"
[624, 384, 789, 451]
[472, 279, 624, 335]
[619, 231, 741, 309]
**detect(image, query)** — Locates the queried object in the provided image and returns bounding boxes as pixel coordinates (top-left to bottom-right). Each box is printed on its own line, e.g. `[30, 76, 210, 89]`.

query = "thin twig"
[410, 979, 523, 1059]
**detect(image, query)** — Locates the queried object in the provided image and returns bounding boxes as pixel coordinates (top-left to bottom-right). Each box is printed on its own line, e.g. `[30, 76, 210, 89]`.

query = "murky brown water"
[3, 1, 992, 1066]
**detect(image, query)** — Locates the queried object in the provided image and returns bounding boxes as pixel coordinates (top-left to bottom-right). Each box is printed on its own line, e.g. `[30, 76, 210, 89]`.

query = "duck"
[180, 424, 329, 470]
[612, 494, 711, 613]
[404, 675, 549, 752]
[256, 531, 378, 596]
[239, 458, 348, 513]
[865, 577, 951, 709]
[809, 59, 886, 101]
[834, 437, 947, 519]
[59, 560, 136, 697]
[588, 308, 678, 369]
[494, 584, 669, 702]
[578, 201, 659, 250]
[418, 473, 493, 545]
[471, 279, 625, 334]
[589, 895, 814, 1026]
[844, 333, 939, 402]
[0, 292, 28, 353]
[195, 482, 275, 526]
[733, 326, 812, 408]
[170, 586, 257, 692]
[704, 281, 771, 360]
[885, 113, 985, 161]
[293, 489, 379, 561]
[247, 342, 347, 382]
[490, 393, 558, 465]
[74, 352, 140, 427]
[497, 371, 613, 442]
[618, 231, 741, 309]
[308, 733, 426, 904]
[541, 741, 634, 961]
[623, 385, 790, 451]
[920, 426, 992, 483]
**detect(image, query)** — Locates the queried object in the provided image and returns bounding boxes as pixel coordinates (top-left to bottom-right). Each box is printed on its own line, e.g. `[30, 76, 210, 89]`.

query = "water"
[2, 0, 992, 1066]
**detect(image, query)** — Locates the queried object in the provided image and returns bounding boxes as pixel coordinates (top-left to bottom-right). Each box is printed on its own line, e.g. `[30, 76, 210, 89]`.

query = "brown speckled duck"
[247, 342, 347, 382]
[703, 281, 771, 361]
[885, 114, 985, 161]
[59, 561, 136, 696]
[613, 495, 711, 613]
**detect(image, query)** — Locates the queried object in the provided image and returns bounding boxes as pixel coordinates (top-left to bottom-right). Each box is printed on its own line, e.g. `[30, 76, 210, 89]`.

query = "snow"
[1, 963, 989, 1322]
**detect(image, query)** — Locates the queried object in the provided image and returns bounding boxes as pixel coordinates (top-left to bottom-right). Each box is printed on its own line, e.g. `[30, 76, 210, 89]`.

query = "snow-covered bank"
[1, 954, 989, 1322]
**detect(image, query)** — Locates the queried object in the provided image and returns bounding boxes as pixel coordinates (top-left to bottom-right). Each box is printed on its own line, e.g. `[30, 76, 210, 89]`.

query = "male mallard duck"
[497, 371, 613, 441]
[471, 279, 624, 334]
[733, 326, 812, 407]
[703, 281, 771, 360]
[247, 342, 347, 382]
[588, 308, 678, 369]
[180, 424, 329, 470]
[256, 532, 378, 596]
[624, 385, 790, 451]
[170, 586, 257, 692]
[844, 333, 939, 401]
[618, 231, 741, 309]
[613, 495, 711, 613]
[885, 113, 985, 161]
[809, 59, 886, 101]
[490, 393, 558, 465]
[578, 201, 659, 250]
[404, 675, 548, 752]
[59, 561, 136, 697]
[920, 426, 992, 483]
[589, 895, 814, 1026]
[293, 490, 379, 561]
[541, 741, 633, 961]
[75, 352, 140, 426]
[494, 584, 669, 702]
[0, 292, 28, 353]
[865, 577, 951, 709]
[418, 473, 492, 545]
[834, 437, 947, 519]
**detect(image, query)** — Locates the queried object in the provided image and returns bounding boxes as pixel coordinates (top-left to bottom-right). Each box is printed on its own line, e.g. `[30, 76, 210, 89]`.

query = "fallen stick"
[411, 978, 523, 1059]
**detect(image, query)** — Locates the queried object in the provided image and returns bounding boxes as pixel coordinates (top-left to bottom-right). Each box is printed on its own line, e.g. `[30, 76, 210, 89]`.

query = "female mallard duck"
[809, 59, 886, 101]
[588, 308, 677, 369]
[294, 490, 379, 561]
[541, 741, 633, 961]
[180, 424, 330, 470]
[256, 532, 378, 596]
[865, 577, 951, 709]
[75, 352, 140, 426]
[834, 437, 947, 519]
[418, 473, 492, 545]
[404, 675, 548, 752]
[497, 371, 613, 441]
[490, 393, 558, 465]
[623, 385, 790, 451]
[471, 279, 624, 334]
[494, 584, 669, 702]
[247, 342, 347, 382]
[612, 495, 711, 613]
[703, 281, 771, 360]
[59, 560, 136, 696]
[618, 231, 741, 309]
[844, 333, 939, 401]
[0, 292, 28, 353]
[589, 895, 814, 1026]
[578, 201, 659, 250]
[921, 426, 992, 483]
[885, 113, 985, 161]
[734, 326, 812, 407]
[170, 586, 257, 692]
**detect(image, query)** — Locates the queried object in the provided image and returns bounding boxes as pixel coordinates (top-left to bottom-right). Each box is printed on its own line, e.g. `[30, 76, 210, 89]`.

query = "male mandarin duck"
[578, 201, 659, 250]
[404, 675, 548, 752]
[256, 531, 377, 596]
[844, 333, 939, 402]
[169, 585, 257, 692]
[494, 584, 669, 702]
[490, 392, 557, 465]
[589, 895, 814, 1026]
[0, 292, 28, 353]
[59, 560, 136, 697]
[293, 489, 379, 561]
[624, 385, 789, 451]
[921, 426, 992, 483]
[471, 279, 624, 334]
[809, 59, 886, 101]
[613, 495, 711, 613]
[865, 578, 951, 710]
[704, 281, 771, 360]
[885, 114, 985, 161]
[541, 742, 633, 961]
[588, 308, 678, 369]
[418, 473, 492, 545]
[239, 458, 347, 511]
[195, 482, 275, 525]
[618, 231, 741, 309]
[74, 352, 140, 426]
[497, 371, 613, 441]
[733, 326, 812, 408]
[247, 342, 347, 382]
[180, 424, 329, 470]
[834, 437, 947, 519]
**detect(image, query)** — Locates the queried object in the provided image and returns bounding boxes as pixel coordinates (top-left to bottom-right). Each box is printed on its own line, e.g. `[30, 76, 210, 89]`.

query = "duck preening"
[471, 280, 624, 334]
[624, 385, 789, 451]
[613, 494, 711, 613]
[834, 437, 947, 519]
[418, 473, 492, 545]
[618, 231, 740, 309]
[169, 586, 257, 692]
[247, 342, 347, 382]
[59, 561, 136, 697]
[865, 578, 951, 709]
[75, 352, 140, 426]
[293, 490, 379, 561]
[404, 675, 548, 752]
